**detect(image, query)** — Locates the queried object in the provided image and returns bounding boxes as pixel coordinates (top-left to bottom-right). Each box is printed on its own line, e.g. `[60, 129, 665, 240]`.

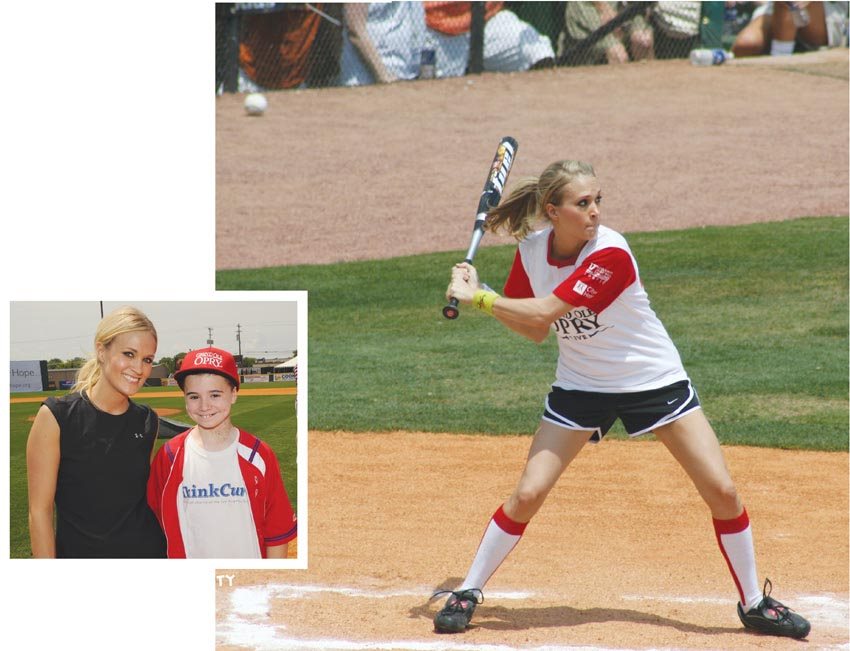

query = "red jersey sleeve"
[503, 249, 535, 298]
[261, 444, 297, 547]
[553, 247, 636, 313]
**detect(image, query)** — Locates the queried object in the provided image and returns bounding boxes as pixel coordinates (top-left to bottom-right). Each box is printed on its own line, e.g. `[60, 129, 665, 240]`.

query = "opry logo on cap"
[195, 351, 224, 368]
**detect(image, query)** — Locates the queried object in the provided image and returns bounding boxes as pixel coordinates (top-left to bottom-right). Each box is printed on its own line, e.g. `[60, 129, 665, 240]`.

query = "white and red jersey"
[504, 225, 688, 392]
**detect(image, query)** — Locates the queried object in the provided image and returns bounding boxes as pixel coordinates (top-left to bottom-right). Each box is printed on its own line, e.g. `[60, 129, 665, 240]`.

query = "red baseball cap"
[174, 347, 240, 389]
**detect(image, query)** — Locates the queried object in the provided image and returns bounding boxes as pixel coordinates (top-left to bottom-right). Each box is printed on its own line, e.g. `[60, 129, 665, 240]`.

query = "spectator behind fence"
[424, 1, 555, 77]
[339, 2, 427, 86]
[732, 1, 849, 57]
[649, 1, 701, 58]
[239, 3, 342, 91]
[559, 2, 654, 65]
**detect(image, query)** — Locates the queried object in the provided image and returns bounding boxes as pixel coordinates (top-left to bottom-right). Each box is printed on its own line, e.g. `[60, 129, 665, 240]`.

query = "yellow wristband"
[472, 289, 499, 315]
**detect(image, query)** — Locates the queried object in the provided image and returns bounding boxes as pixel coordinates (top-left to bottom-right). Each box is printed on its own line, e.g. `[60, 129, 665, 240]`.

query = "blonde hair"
[486, 160, 596, 240]
[72, 306, 158, 394]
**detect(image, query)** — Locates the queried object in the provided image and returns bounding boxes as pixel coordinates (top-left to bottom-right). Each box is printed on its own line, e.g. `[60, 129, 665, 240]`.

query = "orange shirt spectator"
[425, 1, 504, 35]
[239, 4, 341, 90]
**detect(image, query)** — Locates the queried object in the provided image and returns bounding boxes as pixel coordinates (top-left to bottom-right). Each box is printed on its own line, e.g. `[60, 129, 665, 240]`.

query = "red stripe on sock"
[493, 505, 528, 536]
[713, 508, 749, 604]
[713, 507, 749, 535]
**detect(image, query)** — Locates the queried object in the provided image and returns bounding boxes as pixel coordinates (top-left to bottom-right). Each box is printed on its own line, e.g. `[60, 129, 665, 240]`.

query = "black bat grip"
[443, 254, 475, 320]
[442, 298, 460, 320]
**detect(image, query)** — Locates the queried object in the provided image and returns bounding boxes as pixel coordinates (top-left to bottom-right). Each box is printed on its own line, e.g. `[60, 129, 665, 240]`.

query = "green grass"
[216, 216, 848, 452]
[9, 384, 297, 558]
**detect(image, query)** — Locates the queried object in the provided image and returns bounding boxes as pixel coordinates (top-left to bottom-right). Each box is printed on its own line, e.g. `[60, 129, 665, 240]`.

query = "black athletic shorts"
[542, 379, 701, 443]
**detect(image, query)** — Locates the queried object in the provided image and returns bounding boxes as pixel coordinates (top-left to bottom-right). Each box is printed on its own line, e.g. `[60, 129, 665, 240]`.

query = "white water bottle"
[689, 48, 734, 66]
[420, 48, 436, 79]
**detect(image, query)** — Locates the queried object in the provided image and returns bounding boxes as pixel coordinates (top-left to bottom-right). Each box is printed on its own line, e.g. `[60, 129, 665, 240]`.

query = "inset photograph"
[10, 298, 305, 563]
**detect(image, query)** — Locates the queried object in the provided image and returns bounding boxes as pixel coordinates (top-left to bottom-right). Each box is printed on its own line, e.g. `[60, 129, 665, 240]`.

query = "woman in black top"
[26, 306, 166, 558]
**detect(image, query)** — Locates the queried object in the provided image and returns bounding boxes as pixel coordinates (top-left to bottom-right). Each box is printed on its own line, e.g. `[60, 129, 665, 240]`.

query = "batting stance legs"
[654, 410, 742, 520]
[504, 422, 591, 523]
[434, 410, 808, 638]
[460, 422, 592, 593]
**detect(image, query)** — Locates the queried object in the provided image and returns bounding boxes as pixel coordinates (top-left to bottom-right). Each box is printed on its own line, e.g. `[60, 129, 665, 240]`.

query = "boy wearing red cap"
[147, 347, 296, 558]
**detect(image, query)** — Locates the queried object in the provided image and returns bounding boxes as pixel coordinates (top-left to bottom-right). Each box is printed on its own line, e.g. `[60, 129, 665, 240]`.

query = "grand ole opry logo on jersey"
[553, 307, 612, 341]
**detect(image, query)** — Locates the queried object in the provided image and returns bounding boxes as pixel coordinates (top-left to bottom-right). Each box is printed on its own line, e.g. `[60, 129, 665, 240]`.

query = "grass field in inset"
[9, 382, 297, 558]
[217, 217, 848, 451]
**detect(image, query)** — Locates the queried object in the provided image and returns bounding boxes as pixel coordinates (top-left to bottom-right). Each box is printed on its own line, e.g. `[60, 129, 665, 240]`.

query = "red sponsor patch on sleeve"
[553, 247, 635, 313]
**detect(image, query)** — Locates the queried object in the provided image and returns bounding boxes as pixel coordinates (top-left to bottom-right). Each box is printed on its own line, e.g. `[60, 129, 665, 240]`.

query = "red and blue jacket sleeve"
[261, 443, 297, 548]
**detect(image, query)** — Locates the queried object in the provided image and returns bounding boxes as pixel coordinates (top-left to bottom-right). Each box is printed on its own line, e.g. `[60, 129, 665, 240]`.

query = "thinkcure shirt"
[147, 428, 297, 558]
[177, 434, 261, 558]
[504, 225, 688, 392]
[44, 392, 166, 558]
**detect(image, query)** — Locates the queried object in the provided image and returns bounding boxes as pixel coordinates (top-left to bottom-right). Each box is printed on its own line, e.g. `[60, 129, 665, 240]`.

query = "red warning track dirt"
[216, 51, 848, 269]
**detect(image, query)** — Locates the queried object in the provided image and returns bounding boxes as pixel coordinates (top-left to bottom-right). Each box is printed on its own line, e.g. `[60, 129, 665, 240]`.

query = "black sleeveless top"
[44, 392, 166, 558]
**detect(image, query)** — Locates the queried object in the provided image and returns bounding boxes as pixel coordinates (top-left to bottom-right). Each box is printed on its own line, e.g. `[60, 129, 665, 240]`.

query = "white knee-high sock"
[459, 505, 528, 591]
[713, 507, 763, 610]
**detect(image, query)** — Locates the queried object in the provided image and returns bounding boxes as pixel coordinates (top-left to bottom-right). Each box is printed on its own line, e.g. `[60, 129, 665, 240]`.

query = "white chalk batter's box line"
[623, 593, 849, 628]
[219, 613, 850, 651]
[219, 583, 850, 650]
[239, 582, 533, 601]
[218, 624, 658, 651]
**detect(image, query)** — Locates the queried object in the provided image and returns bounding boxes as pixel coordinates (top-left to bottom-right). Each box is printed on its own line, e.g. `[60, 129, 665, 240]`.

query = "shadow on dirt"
[411, 578, 738, 637]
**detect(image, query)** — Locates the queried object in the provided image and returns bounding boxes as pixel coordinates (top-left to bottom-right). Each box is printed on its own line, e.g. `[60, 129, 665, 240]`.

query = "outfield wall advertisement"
[10, 360, 48, 392]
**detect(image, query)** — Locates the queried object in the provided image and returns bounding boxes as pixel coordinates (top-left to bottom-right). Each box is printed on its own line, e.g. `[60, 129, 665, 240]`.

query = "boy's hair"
[176, 370, 238, 392]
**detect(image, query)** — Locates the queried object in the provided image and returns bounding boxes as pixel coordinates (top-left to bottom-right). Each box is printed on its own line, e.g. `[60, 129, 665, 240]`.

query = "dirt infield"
[235, 387, 298, 396]
[215, 52, 848, 649]
[217, 432, 848, 650]
[152, 408, 180, 416]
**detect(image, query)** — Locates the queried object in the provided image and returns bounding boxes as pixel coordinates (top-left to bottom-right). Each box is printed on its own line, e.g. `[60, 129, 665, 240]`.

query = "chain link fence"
[215, 2, 759, 94]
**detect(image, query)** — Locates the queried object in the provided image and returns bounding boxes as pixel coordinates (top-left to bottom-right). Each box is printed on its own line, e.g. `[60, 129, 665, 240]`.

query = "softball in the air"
[244, 93, 268, 116]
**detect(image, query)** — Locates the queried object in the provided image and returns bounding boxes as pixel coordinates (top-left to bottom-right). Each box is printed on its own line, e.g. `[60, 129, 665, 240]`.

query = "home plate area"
[216, 581, 849, 650]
